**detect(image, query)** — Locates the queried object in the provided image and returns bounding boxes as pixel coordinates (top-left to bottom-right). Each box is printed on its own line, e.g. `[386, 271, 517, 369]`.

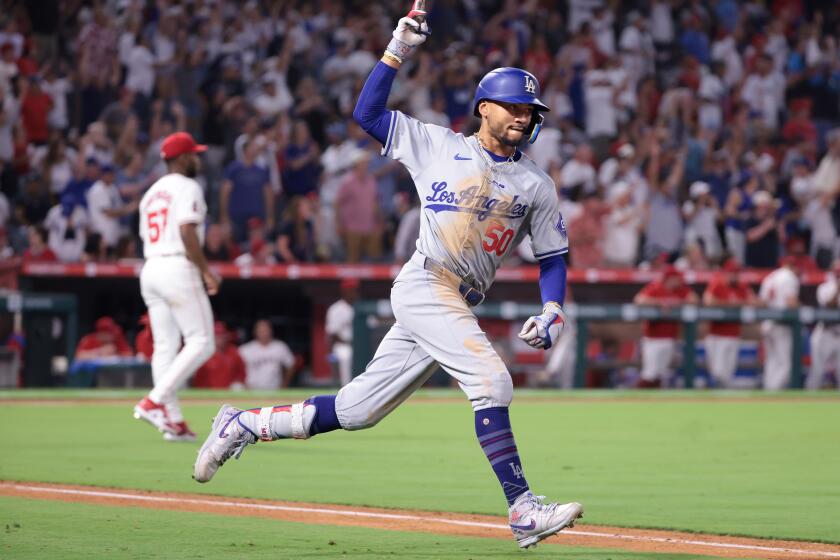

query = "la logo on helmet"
[524, 76, 536, 94]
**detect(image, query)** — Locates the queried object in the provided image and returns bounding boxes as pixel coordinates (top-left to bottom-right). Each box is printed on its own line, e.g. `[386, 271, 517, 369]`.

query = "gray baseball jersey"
[334, 111, 569, 427]
[383, 111, 568, 292]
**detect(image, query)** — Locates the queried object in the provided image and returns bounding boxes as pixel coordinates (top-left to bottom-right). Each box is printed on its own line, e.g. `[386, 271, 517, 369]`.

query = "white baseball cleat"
[508, 491, 583, 549]
[193, 404, 256, 483]
[133, 397, 177, 435]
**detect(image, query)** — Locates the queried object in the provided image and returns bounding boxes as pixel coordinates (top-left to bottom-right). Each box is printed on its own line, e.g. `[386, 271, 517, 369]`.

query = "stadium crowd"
[0, 0, 839, 270]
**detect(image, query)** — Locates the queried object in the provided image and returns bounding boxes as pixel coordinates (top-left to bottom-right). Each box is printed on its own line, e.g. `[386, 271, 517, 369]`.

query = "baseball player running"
[133, 132, 219, 441]
[195, 12, 582, 549]
[806, 261, 840, 390]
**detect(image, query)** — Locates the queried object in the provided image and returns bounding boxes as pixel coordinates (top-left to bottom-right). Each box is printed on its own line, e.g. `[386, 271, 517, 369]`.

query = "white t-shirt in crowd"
[584, 69, 616, 137]
[560, 158, 597, 194]
[139, 173, 206, 258]
[126, 45, 156, 96]
[759, 267, 799, 309]
[239, 339, 295, 390]
[45, 204, 88, 262]
[86, 180, 125, 247]
[603, 206, 641, 265]
[326, 299, 354, 346]
[741, 72, 785, 130]
[41, 77, 71, 130]
[712, 36, 744, 88]
[649, 0, 675, 43]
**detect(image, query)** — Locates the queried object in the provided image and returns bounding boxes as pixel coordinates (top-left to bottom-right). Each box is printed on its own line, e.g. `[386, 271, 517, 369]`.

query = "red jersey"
[22, 248, 57, 265]
[639, 281, 693, 339]
[21, 92, 52, 143]
[192, 346, 246, 389]
[135, 327, 153, 360]
[75, 332, 132, 357]
[705, 278, 752, 337]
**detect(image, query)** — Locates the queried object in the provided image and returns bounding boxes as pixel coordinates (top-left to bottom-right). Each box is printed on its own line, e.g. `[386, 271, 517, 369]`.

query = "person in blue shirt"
[220, 138, 274, 243]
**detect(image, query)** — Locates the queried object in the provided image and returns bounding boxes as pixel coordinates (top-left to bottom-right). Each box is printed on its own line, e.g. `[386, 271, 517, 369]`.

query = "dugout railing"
[352, 301, 840, 388]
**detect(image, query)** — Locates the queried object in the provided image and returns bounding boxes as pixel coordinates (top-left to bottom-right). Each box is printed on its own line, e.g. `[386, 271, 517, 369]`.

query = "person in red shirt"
[135, 313, 154, 361]
[20, 77, 53, 145]
[192, 321, 246, 389]
[703, 259, 757, 388]
[22, 225, 57, 264]
[75, 317, 133, 359]
[633, 265, 699, 387]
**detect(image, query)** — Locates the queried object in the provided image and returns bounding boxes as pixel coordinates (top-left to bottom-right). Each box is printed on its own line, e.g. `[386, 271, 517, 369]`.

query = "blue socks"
[475, 407, 530, 505]
[307, 395, 341, 435]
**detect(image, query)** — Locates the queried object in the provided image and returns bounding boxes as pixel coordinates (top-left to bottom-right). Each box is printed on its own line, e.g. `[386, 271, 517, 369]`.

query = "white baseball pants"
[141, 256, 215, 422]
[332, 341, 353, 386]
[761, 321, 792, 391]
[704, 335, 740, 388]
[335, 252, 512, 430]
[640, 337, 677, 384]
[807, 324, 840, 390]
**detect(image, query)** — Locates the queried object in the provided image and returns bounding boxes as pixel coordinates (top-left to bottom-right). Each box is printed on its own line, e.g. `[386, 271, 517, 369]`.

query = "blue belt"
[422, 257, 485, 307]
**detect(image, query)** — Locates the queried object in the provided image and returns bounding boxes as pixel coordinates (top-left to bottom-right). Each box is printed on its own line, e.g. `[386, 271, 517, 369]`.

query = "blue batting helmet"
[472, 68, 550, 144]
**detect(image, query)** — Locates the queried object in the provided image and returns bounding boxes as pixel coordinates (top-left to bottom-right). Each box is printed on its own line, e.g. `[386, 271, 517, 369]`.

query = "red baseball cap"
[160, 132, 207, 160]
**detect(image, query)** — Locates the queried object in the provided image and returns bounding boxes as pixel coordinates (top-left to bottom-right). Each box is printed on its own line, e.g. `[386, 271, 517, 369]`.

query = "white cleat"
[193, 404, 256, 483]
[509, 491, 583, 549]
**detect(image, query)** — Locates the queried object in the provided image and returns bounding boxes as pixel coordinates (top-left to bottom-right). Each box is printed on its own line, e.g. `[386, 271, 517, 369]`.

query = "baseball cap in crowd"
[689, 181, 710, 199]
[95, 317, 120, 334]
[617, 144, 635, 159]
[751, 190, 774, 206]
[160, 132, 207, 160]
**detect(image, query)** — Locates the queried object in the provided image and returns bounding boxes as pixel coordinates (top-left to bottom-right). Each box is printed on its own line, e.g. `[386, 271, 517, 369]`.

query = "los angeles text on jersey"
[425, 182, 529, 221]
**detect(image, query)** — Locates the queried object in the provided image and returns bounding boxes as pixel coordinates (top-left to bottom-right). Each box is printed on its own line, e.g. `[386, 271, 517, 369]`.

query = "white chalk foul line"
[8, 484, 840, 558]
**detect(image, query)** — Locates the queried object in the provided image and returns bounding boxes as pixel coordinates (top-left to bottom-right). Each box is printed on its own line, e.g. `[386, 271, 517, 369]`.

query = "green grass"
[0, 390, 838, 543]
[0, 496, 743, 559]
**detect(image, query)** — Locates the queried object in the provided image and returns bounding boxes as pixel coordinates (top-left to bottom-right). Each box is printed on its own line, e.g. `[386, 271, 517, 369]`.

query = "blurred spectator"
[192, 321, 246, 390]
[326, 278, 359, 387]
[740, 54, 784, 131]
[37, 136, 77, 195]
[643, 144, 686, 262]
[603, 182, 644, 267]
[203, 223, 237, 262]
[744, 191, 781, 268]
[239, 319, 295, 390]
[0, 85, 17, 164]
[15, 173, 51, 226]
[81, 232, 108, 262]
[20, 77, 51, 145]
[724, 172, 760, 264]
[758, 258, 800, 390]
[559, 144, 596, 200]
[702, 259, 756, 387]
[75, 317, 132, 359]
[336, 149, 381, 263]
[221, 137, 274, 242]
[634, 265, 698, 388]
[276, 196, 317, 263]
[41, 63, 70, 132]
[86, 164, 138, 249]
[44, 194, 87, 262]
[21, 225, 56, 264]
[64, 157, 101, 203]
[282, 120, 321, 198]
[807, 261, 840, 390]
[682, 181, 723, 262]
[569, 192, 606, 268]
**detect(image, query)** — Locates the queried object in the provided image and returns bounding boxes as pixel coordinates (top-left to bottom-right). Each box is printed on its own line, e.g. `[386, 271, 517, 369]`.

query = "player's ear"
[478, 100, 490, 118]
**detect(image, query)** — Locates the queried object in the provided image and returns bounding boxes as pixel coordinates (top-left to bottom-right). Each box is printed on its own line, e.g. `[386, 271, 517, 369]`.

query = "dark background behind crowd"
[2, 0, 840, 273]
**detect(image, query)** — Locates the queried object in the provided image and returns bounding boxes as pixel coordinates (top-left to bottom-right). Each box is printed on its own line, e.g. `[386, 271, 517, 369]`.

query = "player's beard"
[489, 119, 527, 148]
[184, 157, 199, 178]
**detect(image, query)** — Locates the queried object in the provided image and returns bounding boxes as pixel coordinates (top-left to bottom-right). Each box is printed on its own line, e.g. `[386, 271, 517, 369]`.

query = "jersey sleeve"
[381, 110, 454, 177]
[174, 180, 207, 225]
[528, 181, 569, 259]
